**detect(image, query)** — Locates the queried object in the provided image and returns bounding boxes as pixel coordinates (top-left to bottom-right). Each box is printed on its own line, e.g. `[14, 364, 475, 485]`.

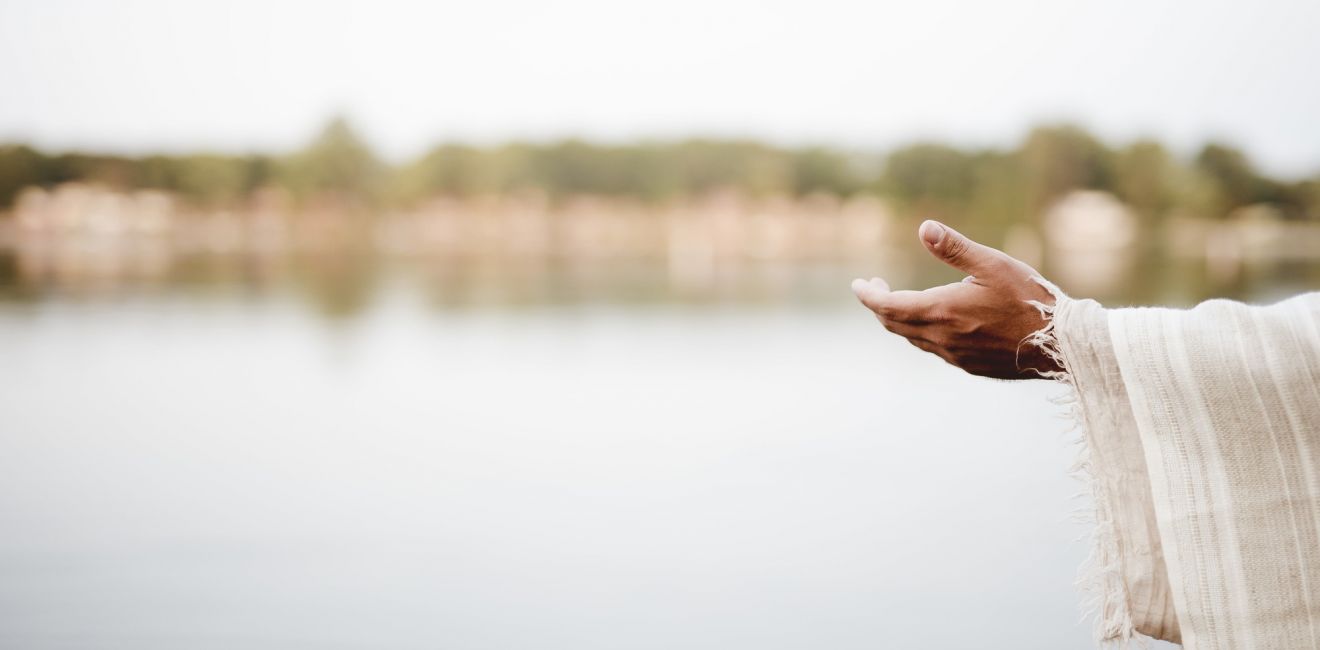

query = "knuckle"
[955, 319, 982, 336]
[925, 305, 951, 324]
[881, 305, 912, 322]
[911, 338, 938, 353]
[869, 301, 895, 319]
[942, 237, 967, 263]
[1010, 259, 1037, 277]
[984, 256, 1015, 277]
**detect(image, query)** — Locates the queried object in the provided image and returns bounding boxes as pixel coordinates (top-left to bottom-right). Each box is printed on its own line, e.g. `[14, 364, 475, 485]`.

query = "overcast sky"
[2, 0, 1318, 176]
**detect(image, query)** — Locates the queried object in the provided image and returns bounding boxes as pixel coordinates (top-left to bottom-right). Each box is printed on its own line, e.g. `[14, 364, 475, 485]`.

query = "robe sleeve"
[1048, 290, 1320, 649]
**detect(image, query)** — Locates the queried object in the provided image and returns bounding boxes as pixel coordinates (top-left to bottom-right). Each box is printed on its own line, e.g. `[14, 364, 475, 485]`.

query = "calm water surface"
[0, 289, 1135, 649]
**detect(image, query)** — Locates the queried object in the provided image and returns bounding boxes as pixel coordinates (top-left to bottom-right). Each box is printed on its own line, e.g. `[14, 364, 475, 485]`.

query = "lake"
[0, 285, 1156, 649]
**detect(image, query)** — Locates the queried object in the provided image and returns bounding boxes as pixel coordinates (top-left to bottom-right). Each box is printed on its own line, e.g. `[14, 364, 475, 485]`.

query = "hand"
[851, 220, 1059, 380]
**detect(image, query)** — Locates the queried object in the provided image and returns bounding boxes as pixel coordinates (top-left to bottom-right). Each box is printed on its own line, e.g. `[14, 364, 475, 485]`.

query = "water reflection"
[0, 294, 1097, 649]
[0, 184, 1259, 650]
[2, 184, 1317, 313]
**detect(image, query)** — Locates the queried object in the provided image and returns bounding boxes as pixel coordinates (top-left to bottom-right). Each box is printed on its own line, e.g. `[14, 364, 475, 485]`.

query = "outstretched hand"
[852, 220, 1059, 380]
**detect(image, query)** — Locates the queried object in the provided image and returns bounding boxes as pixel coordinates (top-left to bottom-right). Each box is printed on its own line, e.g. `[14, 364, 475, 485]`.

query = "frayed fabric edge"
[1022, 277, 1144, 649]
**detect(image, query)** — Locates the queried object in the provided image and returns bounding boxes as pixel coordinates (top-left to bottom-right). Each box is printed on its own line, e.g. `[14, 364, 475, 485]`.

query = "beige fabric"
[1048, 291, 1320, 649]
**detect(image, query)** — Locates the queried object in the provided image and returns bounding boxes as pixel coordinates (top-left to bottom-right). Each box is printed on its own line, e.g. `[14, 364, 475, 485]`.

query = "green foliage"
[0, 145, 48, 207]
[278, 117, 384, 203]
[390, 139, 865, 202]
[882, 144, 977, 206]
[965, 151, 1030, 240]
[1287, 179, 1320, 220]
[1191, 142, 1291, 218]
[1019, 125, 1114, 211]
[1, 119, 1318, 227]
[1113, 140, 1176, 219]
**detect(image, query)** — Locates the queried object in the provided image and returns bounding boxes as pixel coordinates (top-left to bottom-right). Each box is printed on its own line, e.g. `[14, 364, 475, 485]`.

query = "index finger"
[851, 279, 937, 322]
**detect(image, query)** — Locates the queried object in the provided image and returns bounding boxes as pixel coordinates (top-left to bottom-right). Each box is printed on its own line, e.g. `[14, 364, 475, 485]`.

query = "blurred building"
[1042, 190, 1138, 296]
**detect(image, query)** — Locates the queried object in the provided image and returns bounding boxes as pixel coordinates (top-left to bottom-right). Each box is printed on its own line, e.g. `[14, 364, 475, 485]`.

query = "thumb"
[918, 220, 1007, 277]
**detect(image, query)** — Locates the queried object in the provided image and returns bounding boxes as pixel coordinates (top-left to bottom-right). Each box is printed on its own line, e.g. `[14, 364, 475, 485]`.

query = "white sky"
[2, 0, 1319, 176]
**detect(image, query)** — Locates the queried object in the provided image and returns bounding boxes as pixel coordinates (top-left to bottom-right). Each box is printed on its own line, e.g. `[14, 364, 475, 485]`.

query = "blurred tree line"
[2, 118, 1317, 226]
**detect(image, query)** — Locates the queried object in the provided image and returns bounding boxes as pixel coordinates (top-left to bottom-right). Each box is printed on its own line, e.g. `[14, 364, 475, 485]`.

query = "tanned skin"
[851, 220, 1061, 380]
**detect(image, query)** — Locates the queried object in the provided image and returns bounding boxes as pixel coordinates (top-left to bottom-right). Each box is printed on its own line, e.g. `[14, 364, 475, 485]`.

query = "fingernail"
[850, 278, 869, 294]
[920, 220, 945, 246]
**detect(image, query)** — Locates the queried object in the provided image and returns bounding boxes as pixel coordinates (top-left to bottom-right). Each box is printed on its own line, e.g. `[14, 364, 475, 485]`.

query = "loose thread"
[1023, 277, 1143, 649]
